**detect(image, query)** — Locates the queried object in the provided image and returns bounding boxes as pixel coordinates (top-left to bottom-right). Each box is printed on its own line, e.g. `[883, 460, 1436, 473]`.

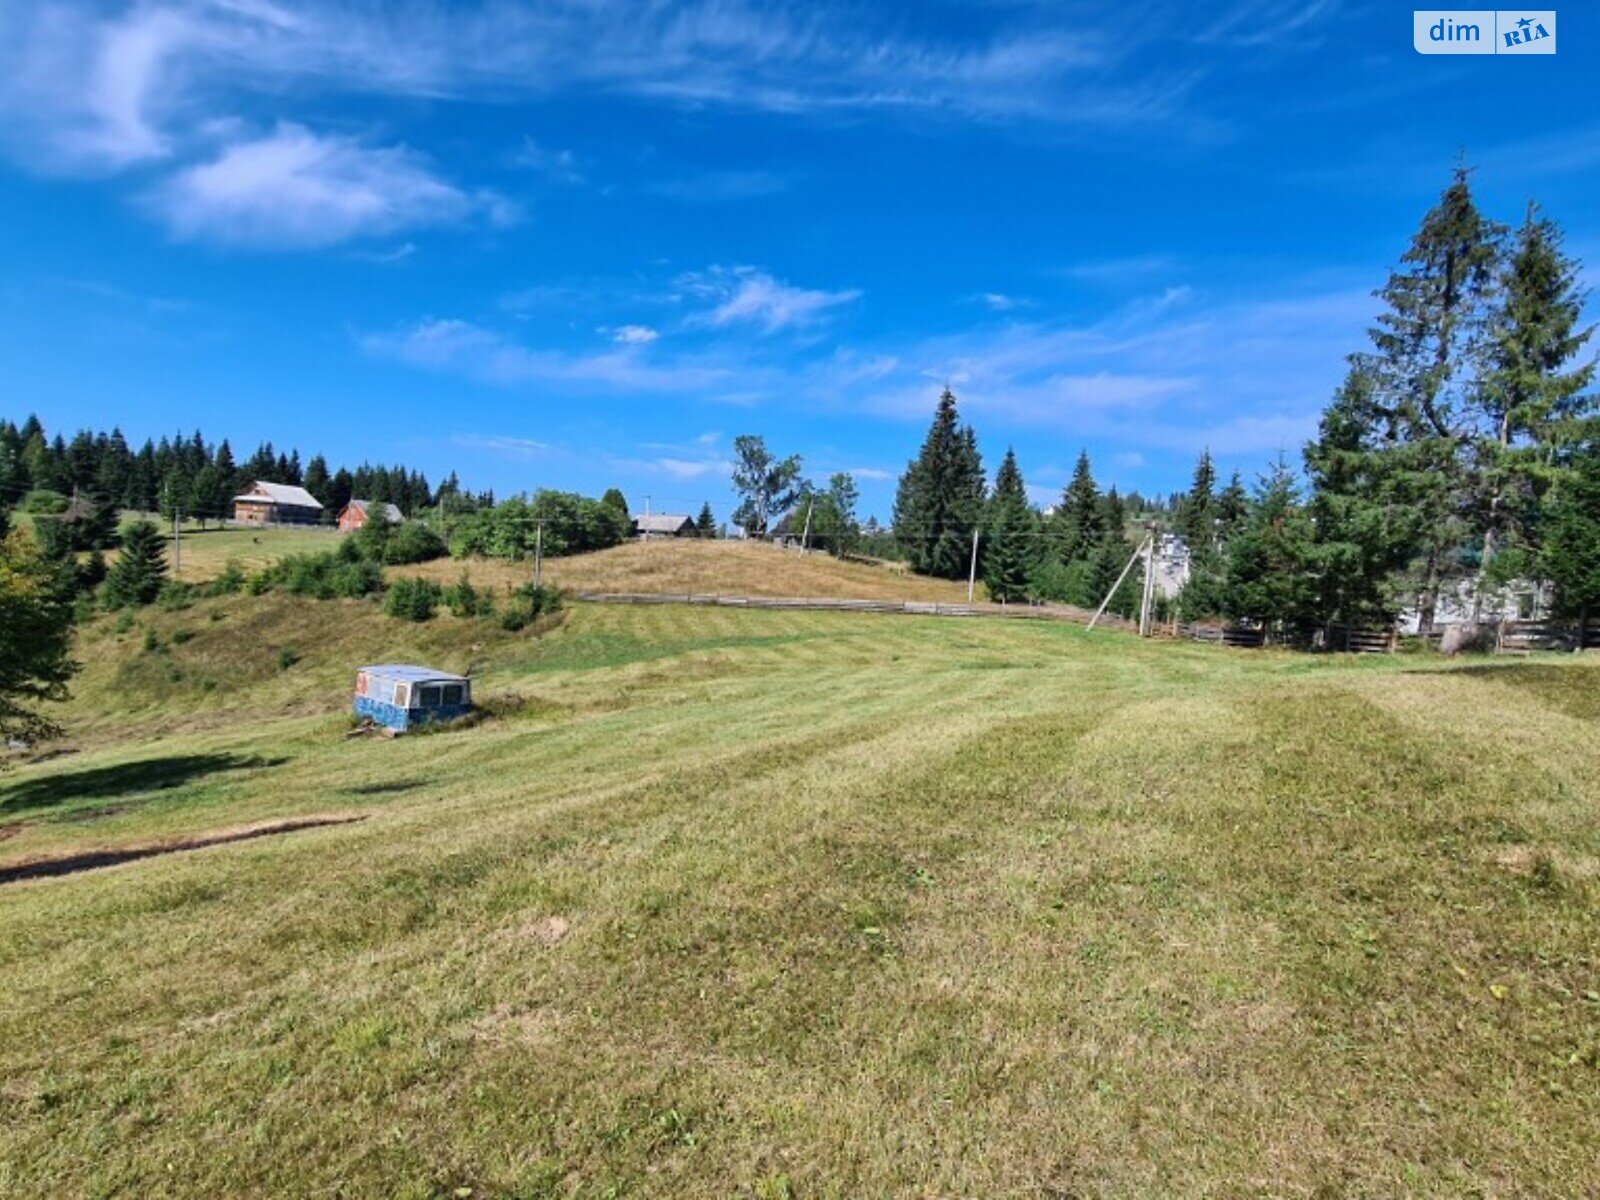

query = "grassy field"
[134, 523, 979, 603]
[1, 593, 1597, 1196]
[400, 538, 978, 603]
[143, 520, 347, 583]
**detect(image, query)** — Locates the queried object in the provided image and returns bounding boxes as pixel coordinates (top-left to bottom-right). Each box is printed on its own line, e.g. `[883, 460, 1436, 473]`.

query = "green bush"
[20, 489, 68, 515]
[499, 582, 562, 631]
[384, 577, 440, 622]
[252, 551, 383, 599]
[444, 571, 492, 618]
[277, 647, 300, 670]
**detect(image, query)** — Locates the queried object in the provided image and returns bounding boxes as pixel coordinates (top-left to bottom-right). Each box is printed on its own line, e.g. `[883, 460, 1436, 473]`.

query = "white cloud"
[610, 324, 660, 345]
[362, 317, 733, 392]
[451, 433, 550, 460]
[510, 137, 584, 184]
[148, 123, 495, 247]
[685, 266, 860, 334]
[977, 292, 1021, 312]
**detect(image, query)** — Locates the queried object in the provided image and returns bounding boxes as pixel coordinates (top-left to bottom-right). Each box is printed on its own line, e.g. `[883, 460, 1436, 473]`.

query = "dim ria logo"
[1414, 10, 1555, 54]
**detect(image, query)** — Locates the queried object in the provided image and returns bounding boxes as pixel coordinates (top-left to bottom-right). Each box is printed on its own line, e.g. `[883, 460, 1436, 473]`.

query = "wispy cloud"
[644, 170, 791, 202]
[451, 432, 551, 460]
[148, 123, 505, 248]
[608, 324, 660, 345]
[509, 136, 585, 184]
[684, 266, 860, 334]
[361, 317, 733, 392]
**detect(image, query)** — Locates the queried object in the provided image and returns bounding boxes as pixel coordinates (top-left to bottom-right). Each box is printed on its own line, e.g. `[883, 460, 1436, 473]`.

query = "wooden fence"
[1175, 618, 1596, 654]
[1496, 618, 1600, 655]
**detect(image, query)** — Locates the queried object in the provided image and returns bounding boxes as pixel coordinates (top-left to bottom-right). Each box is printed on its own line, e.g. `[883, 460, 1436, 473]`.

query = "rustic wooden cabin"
[337, 499, 405, 531]
[232, 481, 324, 526]
[353, 664, 473, 732]
[632, 513, 696, 538]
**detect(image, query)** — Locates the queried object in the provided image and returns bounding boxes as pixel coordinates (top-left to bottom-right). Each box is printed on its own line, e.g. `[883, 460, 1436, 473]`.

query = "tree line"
[0, 417, 447, 530]
[736, 169, 1600, 632]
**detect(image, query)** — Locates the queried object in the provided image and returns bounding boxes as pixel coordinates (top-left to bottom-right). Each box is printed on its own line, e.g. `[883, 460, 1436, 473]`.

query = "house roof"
[346, 499, 404, 523]
[234, 480, 324, 509]
[359, 663, 469, 684]
[633, 513, 693, 533]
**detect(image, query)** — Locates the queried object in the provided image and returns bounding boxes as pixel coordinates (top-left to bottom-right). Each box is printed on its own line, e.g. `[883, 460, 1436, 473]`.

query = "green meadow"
[2, 592, 1597, 1197]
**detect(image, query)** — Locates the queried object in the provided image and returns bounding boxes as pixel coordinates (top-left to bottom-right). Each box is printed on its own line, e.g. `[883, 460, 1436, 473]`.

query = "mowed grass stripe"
[0, 601, 1596, 1196]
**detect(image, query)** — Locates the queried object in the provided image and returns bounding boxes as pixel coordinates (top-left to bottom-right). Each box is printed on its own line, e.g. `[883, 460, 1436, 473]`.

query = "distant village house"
[337, 499, 405, 531]
[232, 481, 324, 526]
[633, 513, 696, 538]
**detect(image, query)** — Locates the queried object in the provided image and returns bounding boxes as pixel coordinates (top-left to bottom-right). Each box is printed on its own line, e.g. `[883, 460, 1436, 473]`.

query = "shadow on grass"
[1413, 661, 1600, 721]
[0, 814, 366, 885]
[339, 778, 427, 796]
[0, 754, 289, 817]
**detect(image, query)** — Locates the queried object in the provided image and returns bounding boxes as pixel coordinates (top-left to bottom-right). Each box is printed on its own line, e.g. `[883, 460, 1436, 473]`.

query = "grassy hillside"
[400, 537, 978, 603]
[1, 596, 1597, 1196]
[131, 523, 980, 602]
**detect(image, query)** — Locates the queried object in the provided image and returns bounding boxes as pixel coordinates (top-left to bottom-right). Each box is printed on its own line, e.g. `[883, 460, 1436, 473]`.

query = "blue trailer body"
[353, 664, 473, 732]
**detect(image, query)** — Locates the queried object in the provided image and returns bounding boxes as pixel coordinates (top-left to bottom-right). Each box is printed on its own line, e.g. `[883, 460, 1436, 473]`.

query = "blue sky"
[1, 2, 1596, 520]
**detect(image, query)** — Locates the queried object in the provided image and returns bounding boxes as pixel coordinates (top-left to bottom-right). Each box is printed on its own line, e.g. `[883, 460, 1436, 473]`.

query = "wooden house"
[632, 513, 697, 538]
[353, 664, 473, 732]
[232, 481, 324, 526]
[337, 499, 405, 531]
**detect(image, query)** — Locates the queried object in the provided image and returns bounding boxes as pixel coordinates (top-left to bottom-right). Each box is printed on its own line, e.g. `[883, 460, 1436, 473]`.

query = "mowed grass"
[1, 597, 1597, 1197]
[134, 520, 348, 582]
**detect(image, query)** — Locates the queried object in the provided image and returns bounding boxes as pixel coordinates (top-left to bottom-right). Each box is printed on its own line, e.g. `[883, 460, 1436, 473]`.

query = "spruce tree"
[893, 388, 985, 578]
[983, 449, 1035, 602]
[1174, 450, 1217, 548]
[1052, 450, 1104, 565]
[103, 519, 168, 608]
[1215, 471, 1249, 537]
[1541, 440, 1600, 631]
[1471, 204, 1597, 614]
[1355, 167, 1503, 634]
[1222, 457, 1316, 631]
[1304, 366, 1415, 629]
[0, 527, 79, 742]
[696, 503, 717, 538]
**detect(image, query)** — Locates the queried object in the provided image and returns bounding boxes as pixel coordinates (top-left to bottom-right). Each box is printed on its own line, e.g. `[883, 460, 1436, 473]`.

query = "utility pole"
[966, 526, 980, 603]
[1088, 530, 1150, 632]
[173, 509, 181, 580]
[533, 521, 544, 589]
[1138, 524, 1157, 637]
[799, 499, 813, 555]
[642, 494, 652, 541]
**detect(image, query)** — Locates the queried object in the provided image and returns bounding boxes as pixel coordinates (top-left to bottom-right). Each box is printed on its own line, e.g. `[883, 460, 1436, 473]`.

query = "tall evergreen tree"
[1222, 457, 1316, 631]
[1470, 204, 1597, 614]
[983, 449, 1036, 602]
[893, 388, 986, 578]
[695, 502, 717, 538]
[1304, 366, 1415, 629]
[1052, 450, 1104, 564]
[303, 454, 331, 504]
[1354, 166, 1503, 634]
[0, 527, 79, 742]
[1174, 450, 1217, 547]
[103, 520, 168, 608]
[1541, 440, 1600, 630]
